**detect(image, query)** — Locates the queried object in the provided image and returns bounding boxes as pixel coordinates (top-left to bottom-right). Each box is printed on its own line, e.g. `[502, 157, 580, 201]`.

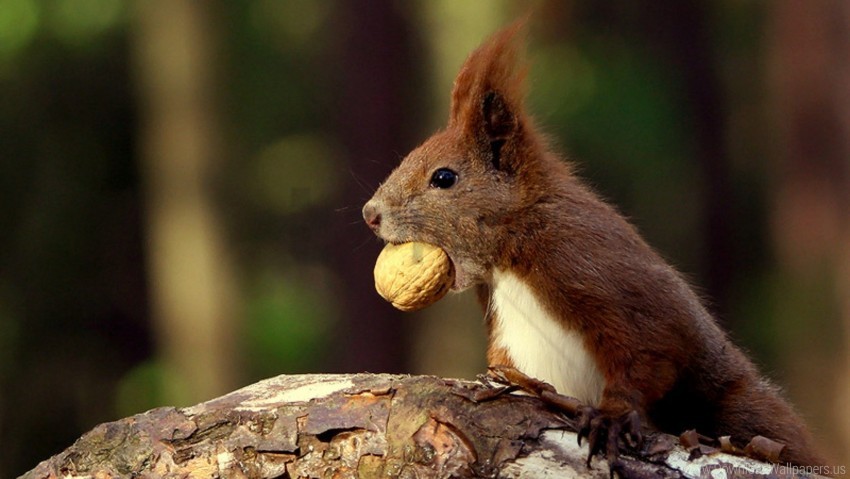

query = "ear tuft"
[448, 18, 529, 138]
[483, 91, 516, 140]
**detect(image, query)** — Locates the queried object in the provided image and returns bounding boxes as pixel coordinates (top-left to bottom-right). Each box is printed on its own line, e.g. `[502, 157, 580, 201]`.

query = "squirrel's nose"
[363, 200, 382, 232]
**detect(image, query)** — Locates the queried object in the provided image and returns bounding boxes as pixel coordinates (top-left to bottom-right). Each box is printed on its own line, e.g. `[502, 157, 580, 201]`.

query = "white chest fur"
[491, 270, 605, 406]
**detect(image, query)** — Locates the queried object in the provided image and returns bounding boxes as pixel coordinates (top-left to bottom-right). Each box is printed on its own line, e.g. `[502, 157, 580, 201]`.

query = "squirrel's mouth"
[443, 251, 474, 292]
[446, 254, 460, 291]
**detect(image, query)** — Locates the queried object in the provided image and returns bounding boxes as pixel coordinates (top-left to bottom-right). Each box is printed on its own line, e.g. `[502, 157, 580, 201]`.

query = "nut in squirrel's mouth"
[383, 238, 463, 291]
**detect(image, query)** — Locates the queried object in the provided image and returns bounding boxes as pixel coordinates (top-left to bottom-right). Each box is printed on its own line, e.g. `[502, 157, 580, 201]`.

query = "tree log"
[21, 374, 827, 478]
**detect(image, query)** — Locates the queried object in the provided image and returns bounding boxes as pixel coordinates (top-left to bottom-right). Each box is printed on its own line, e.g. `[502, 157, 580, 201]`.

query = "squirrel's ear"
[449, 18, 528, 149]
[483, 90, 516, 140]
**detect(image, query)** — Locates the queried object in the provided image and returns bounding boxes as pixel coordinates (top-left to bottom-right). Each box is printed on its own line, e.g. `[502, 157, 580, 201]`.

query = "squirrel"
[362, 20, 826, 470]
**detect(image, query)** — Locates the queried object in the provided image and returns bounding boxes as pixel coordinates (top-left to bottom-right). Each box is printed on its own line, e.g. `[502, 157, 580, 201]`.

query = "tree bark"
[20, 374, 824, 479]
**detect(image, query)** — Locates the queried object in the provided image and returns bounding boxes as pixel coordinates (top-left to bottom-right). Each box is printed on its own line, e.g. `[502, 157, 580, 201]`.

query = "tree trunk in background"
[133, 0, 241, 404]
[644, 0, 735, 323]
[328, 0, 418, 373]
[768, 0, 850, 463]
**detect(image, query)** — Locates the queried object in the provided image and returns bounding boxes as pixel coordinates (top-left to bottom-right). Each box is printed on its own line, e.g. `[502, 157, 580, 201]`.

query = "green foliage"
[244, 267, 336, 379]
[0, 0, 39, 63]
[0, 0, 124, 67]
[45, 0, 124, 47]
[247, 133, 343, 215]
[115, 360, 179, 418]
[532, 40, 700, 266]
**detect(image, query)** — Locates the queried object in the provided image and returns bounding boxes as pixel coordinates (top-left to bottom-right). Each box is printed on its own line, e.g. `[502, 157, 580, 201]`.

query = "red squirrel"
[362, 21, 826, 469]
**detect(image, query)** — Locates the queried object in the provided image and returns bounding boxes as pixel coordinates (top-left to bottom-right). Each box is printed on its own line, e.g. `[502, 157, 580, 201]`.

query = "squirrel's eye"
[430, 168, 458, 189]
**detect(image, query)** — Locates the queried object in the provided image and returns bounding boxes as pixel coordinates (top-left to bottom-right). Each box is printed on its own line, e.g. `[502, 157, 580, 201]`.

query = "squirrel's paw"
[576, 406, 642, 477]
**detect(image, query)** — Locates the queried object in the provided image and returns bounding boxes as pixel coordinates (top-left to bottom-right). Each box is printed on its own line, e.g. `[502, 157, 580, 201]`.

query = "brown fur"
[363, 21, 826, 467]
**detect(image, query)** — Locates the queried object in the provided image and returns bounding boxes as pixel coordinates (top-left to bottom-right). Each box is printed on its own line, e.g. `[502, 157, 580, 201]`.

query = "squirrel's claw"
[576, 406, 643, 476]
[621, 409, 642, 448]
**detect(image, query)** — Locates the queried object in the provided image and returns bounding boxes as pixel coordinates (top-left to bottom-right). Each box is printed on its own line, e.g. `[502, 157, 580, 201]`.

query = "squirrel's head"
[363, 19, 552, 291]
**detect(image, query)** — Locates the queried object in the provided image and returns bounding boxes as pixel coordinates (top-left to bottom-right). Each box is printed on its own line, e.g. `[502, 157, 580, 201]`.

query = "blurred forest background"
[1, 0, 848, 475]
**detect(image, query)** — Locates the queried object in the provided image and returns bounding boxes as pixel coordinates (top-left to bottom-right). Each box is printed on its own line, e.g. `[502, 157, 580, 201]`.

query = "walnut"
[373, 242, 455, 311]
